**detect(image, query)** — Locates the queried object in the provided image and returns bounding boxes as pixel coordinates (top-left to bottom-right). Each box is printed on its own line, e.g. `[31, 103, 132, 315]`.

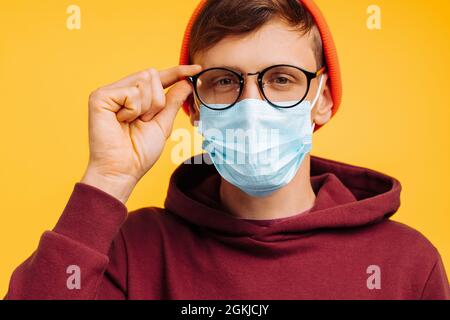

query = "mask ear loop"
[310, 73, 325, 131]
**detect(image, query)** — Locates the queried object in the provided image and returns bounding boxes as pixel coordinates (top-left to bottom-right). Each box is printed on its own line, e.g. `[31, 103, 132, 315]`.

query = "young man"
[5, 0, 449, 299]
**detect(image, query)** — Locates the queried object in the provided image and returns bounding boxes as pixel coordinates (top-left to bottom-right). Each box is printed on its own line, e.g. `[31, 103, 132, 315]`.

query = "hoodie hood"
[164, 154, 402, 241]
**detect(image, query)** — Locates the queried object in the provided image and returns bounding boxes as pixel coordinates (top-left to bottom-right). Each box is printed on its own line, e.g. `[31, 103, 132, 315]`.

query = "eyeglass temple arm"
[315, 66, 327, 77]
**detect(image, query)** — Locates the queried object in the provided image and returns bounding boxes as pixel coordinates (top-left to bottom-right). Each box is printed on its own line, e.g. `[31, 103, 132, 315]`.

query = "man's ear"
[312, 74, 333, 127]
[189, 95, 200, 126]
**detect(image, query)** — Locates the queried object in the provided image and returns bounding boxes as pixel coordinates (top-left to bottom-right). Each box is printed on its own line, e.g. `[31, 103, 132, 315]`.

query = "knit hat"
[179, 0, 342, 132]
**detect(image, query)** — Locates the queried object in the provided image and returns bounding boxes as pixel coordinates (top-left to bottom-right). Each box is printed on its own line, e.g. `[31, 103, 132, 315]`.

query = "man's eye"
[274, 77, 289, 84]
[215, 78, 234, 86]
[267, 73, 294, 85]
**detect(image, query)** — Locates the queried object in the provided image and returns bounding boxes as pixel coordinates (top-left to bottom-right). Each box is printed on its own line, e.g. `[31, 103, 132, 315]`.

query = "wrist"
[80, 168, 137, 204]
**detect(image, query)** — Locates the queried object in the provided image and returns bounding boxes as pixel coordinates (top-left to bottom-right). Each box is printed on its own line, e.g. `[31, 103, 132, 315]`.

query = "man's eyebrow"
[206, 64, 245, 73]
[204, 62, 308, 73]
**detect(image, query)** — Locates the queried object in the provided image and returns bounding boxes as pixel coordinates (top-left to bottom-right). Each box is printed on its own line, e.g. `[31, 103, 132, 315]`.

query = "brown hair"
[188, 0, 324, 68]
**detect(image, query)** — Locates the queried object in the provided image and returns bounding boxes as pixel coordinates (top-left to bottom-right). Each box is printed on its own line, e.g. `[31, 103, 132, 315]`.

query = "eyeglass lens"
[196, 66, 309, 109]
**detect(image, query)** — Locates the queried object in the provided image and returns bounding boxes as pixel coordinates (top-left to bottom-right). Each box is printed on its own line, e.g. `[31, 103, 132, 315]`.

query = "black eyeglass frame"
[187, 64, 326, 111]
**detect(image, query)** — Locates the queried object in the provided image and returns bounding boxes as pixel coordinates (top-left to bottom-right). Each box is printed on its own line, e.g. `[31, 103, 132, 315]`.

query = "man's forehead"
[193, 21, 316, 71]
[197, 47, 315, 73]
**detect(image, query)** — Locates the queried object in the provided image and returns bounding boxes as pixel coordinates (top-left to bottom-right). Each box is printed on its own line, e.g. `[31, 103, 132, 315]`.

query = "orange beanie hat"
[179, 0, 342, 132]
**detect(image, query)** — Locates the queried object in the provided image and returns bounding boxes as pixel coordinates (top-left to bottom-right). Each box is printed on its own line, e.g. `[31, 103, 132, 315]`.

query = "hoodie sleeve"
[420, 252, 450, 300]
[4, 183, 128, 300]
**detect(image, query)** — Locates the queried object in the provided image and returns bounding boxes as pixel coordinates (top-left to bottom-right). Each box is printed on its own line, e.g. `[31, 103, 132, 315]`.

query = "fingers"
[136, 65, 202, 122]
[90, 65, 202, 124]
[137, 79, 152, 119]
[112, 86, 142, 123]
[159, 65, 202, 88]
[140, 69, 166, 122]
[152, 79, 194, 139]
[104, 65, 202, 90]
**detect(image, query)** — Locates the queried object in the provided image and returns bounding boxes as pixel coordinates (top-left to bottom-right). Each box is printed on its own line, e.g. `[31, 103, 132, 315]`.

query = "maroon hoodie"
[5, 155, 450, 300]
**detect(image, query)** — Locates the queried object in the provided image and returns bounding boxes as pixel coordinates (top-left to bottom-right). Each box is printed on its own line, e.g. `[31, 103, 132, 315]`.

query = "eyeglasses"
[187, 64, 326, 110]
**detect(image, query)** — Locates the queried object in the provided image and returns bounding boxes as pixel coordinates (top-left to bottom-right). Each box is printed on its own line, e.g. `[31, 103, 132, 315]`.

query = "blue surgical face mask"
[198, 74, 325, 197]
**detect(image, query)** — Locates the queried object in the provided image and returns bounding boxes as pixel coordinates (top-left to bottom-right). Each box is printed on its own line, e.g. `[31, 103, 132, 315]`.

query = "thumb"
[153, 79, 193, 139]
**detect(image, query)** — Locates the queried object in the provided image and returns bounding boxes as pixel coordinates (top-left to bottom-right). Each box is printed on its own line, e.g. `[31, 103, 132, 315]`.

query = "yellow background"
[1, 0, 449, 296]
